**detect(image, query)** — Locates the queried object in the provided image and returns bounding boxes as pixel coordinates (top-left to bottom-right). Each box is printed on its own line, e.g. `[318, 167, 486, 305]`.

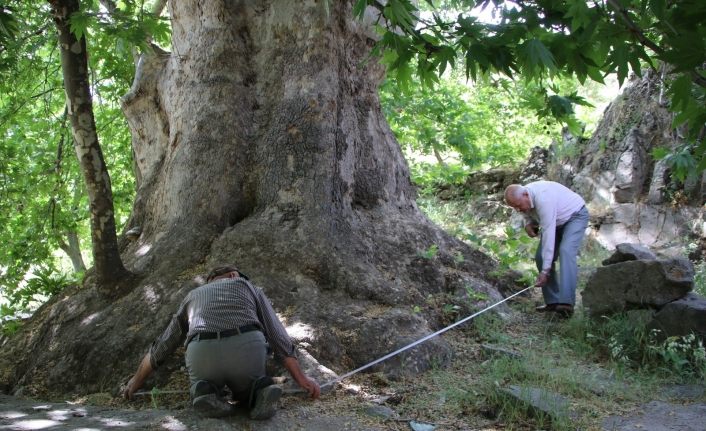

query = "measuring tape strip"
[133, 285, 533, 397]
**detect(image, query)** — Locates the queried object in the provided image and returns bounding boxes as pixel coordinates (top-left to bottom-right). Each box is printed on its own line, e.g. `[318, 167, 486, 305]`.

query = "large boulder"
[582, 257, 694, 316]
[647, 293, 706, 341]
[602, 243, 657, 265]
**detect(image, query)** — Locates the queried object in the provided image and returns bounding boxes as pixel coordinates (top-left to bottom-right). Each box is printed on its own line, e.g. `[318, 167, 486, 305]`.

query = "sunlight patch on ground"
[160, 416, 187, 430]
[286, 321, 314, 339]
[97, 417, 134, 427]
[0, 411, 27, 419]
[7, 419, 60, 430]
[46, 409, 71, 421]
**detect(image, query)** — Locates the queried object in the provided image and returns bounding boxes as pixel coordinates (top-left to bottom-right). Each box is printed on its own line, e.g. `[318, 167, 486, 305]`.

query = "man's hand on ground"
[122, 376, 139, 400]
[298, 376, 321, 399]
[123, 353, 153, 401]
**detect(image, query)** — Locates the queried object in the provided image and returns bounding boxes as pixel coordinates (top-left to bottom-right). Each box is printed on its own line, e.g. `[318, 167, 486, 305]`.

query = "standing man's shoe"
[535, 303, 557, 312]
[249, 384, 282, 420]
[553, 304, 574, 318]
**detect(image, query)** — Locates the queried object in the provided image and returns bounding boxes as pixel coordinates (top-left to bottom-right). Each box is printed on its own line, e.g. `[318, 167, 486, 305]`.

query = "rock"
[363, 405, 396, 419]
[646, 293, 706, 341]
[602, 400, 706, 431]
[500, 385, 577, 421]
[480, 344, 521, 360]
[518, 146, 549, 184]
[601, 243, 657, 265]
[647, 159, 669, 204]
[612, 129, 649, 203]
[464, 168, 518, 195]
[409, 421, 437, 431]
[662, 384, 706, 401]
[582, 258, 694, 316]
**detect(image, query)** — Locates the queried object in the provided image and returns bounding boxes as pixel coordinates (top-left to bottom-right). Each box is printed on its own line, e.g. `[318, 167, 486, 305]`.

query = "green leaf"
[386, 0, 418, 32]
[68, 12, 91, 41]
[353, 0, 368, 19]
[649, 0, 666, 20]
[660, 34, 706, 71]
[669, 74, 692, 111]
[547, 94, 574, 118]
[0, 5, 19, 40]
[564, 0, 592, 31]
[610, 42, 629, 87]
[518, 38, 557, 74]
[651, 147, 669, 160]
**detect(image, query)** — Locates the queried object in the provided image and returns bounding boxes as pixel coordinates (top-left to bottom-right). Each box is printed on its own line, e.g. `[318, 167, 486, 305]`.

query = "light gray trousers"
[535, 206, 589, 306]
[185, 330, 267, 403]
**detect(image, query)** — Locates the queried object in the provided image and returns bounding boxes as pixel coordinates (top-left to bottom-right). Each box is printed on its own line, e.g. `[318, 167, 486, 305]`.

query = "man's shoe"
[553, 304, 574, 318]
[192, 393, 235, 418]
[535, 303, 557, 312]
[249, 385, 282, 420]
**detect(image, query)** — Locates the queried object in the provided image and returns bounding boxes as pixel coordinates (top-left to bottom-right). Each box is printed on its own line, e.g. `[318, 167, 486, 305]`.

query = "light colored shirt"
[525, 181, 585, 272]
[149, 277, 296, 369]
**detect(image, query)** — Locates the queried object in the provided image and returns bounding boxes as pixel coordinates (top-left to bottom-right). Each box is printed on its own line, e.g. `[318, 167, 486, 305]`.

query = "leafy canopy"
[380, 71, 581, 172]
[358, 0, 706, 174]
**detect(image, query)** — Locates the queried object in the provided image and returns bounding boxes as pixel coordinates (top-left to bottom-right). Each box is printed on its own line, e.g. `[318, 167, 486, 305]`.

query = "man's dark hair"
[206, 265, 240, 282]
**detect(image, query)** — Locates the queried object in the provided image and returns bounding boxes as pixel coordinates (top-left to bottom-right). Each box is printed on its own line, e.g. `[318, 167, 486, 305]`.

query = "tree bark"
[119, 0, 502, 377]
[47, 0, 130, 288]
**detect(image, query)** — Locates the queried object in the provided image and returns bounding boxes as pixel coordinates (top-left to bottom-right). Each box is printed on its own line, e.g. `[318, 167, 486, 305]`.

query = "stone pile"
[582, 243, 706, 341]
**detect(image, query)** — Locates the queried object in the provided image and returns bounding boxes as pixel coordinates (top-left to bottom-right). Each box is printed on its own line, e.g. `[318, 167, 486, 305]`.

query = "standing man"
[123, 265, 320, 419]
[504, 181, 589, 317]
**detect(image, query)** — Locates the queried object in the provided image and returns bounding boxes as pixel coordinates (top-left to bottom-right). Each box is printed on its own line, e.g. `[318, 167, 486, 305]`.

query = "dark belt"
[187, 324, 260, 345]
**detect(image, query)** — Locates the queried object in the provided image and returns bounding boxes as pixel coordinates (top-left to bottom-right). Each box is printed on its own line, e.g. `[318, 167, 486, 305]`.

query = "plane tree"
[1, 0, 704, 396]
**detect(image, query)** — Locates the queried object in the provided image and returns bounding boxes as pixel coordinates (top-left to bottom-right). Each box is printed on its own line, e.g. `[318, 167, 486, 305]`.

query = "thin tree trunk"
[58, 231, 86, 273]
[433, 146, 447, 166]
[47, 0, 130, 288]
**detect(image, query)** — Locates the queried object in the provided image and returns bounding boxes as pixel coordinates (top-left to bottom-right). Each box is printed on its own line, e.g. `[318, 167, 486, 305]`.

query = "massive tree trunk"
[47, 0, 130, 287]
[0, 0, 508, 397]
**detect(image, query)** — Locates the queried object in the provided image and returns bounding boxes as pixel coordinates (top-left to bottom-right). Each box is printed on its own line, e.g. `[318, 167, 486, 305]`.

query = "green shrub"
[0, 264, 79, 335]
[560, 312, 706, 381]
[409, 162, 469, 196]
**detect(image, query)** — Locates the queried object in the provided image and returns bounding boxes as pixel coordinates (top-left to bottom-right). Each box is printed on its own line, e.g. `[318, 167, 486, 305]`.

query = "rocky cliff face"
[546, 70, 704, 256]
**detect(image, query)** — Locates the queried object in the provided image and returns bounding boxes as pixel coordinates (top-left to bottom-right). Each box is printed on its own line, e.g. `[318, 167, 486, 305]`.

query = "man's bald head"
[504, 184, 525, 203]
[504, 184, 531, 212]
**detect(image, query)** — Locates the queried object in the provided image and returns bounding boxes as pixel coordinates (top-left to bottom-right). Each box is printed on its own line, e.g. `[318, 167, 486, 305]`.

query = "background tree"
[0, 1, 157, 318]
[47, 0, 132, 288]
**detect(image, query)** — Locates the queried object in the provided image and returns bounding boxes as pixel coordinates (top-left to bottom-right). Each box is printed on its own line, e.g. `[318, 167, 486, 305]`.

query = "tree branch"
[605, 0, 706, 88]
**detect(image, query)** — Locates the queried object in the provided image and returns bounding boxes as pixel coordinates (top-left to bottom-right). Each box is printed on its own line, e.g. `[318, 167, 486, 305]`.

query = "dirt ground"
[2, 290, 705, 430]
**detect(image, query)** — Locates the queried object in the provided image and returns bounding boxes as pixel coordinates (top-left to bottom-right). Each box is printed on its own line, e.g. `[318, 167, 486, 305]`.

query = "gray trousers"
[535, 206, 589, 306]
[185, 330, 267, 403]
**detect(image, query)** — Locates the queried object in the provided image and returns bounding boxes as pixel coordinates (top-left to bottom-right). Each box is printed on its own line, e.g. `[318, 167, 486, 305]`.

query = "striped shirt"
[149, 277, 296, 369]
